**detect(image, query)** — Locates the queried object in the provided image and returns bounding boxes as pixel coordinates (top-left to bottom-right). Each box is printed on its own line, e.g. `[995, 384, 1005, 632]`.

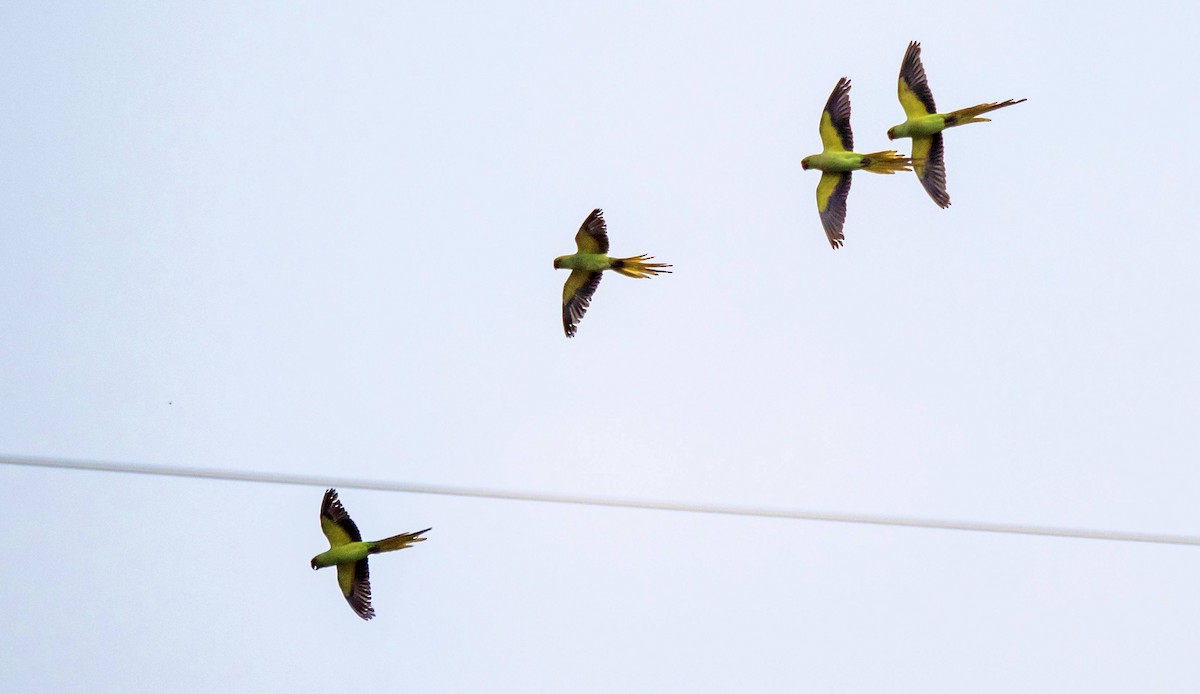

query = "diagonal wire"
[3, 453, 1197, 547]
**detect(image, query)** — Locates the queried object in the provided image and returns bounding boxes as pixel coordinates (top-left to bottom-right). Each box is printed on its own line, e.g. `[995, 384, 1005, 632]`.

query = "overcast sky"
[3, 2, 1199, 692]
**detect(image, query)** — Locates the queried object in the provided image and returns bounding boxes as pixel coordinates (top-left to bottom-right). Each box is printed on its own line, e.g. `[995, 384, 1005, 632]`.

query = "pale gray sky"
[2, 2, 1199, 692]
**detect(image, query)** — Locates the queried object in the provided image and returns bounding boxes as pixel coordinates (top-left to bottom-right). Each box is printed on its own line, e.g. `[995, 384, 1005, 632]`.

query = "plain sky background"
[3, 2, 1199, 692]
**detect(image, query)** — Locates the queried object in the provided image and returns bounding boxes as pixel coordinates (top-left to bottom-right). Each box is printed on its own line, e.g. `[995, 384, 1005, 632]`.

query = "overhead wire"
[3, 453, 1197, 547]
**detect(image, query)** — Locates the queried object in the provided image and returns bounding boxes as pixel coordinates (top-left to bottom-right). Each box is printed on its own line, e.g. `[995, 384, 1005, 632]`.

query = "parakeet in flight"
[886, 41, 1027, 208]
[553, 208, 671, 338]
[310, 488, 429, 620]
[801, 78, 913, 249]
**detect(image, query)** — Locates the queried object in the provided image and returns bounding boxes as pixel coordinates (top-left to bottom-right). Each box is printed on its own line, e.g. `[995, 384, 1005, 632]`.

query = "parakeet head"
[800, 156, 811, 171]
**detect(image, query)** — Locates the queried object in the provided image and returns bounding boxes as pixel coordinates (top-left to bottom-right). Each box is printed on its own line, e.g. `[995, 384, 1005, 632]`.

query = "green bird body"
[310, 488, 429, 620]
[553, 208, 671, 338]
[886, 41, 1026, 208]
[801, 150, 883, 174]
[887, 113, 953, 139]
[310, 541, 378, 568]
[553, 252, 615, 273]
[801, 77, 913, 249]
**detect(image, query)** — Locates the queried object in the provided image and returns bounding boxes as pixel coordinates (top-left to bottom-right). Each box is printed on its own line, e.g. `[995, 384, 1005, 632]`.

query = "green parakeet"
[553, 208, 671, 338]
[310, 488, 429, 620]
[887, 41, 1026, 208]
[801, 78, 913, 249]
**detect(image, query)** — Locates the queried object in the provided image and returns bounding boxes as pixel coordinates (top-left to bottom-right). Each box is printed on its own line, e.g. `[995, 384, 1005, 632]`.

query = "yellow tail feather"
[861, 150, 913, 174]
[612, 255, 672, 279]
[371, 528, 431, 554]
[945, 98, 1026, 126]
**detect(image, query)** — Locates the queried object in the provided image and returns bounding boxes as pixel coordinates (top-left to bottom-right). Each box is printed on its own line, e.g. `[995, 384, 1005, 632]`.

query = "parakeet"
[801, 78, 913, 249]
[553, 208, 671, 338]
[310, 488, 429, 620]
[886, 41, 1026, 208]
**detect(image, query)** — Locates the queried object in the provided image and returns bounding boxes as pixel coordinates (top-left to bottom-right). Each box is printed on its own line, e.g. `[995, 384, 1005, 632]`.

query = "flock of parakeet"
[311, 41, 1024, 620]
[801, 41, 1025, 249]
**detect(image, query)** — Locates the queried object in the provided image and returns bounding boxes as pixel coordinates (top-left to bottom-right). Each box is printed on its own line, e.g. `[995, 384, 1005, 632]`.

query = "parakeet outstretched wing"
[898, 41, 937, 118]
[562, 270, 602, 338]
[911, 133, 950, 208]
[337, 560, 374, 620]
[816, 172, 852, 249]
[574, 208, 609, 255]
[819, 77, 854, 152]
[320, 488, 362, 548]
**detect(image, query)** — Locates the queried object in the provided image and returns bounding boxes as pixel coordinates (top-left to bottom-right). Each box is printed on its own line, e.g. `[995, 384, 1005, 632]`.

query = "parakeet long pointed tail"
[611, 255, 673, 279]
[945, 98, 1027, 126]
[860, 151, 913, 174]
[370, 528, 431, 554]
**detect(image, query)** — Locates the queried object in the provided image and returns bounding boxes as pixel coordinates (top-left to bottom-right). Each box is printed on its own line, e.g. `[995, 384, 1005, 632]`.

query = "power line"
[4, 453, 1197, 547]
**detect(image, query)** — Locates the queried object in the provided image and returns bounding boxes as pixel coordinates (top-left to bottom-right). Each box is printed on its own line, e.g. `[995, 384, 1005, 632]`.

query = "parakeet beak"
[800, 160, 809, 171]
[886, 128, 895, 141]
[310, 559, 318, 570]
[553, 258, 561, 269]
